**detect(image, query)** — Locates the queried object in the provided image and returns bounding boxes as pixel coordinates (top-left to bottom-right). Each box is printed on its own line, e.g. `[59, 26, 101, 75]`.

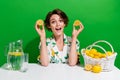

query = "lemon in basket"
[106, 51, 113, 56]
[100, 54, 106, 58]
[85, 49, 107, 59]
[84, 64, 92, 71]
[85, 49, 97, 58]
[93, 52, 101, 59]
[84, 49, 90, 54]
[88, 53, 94, 58]
[92, 64, 102, 73]
[89, 49, 97, 55]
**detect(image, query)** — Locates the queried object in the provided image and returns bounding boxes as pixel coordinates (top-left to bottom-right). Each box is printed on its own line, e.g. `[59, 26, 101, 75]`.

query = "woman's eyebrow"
[50, 19, 55, 21]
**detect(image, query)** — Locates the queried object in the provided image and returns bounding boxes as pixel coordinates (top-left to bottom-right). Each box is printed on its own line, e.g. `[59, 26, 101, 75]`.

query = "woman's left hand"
[72, 22, 84, 38]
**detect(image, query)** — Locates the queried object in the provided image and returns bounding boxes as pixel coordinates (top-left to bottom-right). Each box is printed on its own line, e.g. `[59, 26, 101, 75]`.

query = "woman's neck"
[54, 34, 63, 41]
[54, 33, 64, 51]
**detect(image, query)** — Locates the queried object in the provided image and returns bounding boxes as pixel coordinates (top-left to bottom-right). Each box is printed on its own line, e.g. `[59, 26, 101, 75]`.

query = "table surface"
[0, 63, 120, 80]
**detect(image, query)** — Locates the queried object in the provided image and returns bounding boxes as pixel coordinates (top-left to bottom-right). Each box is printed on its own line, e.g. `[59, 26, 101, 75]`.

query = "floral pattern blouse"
[38, 34, 80, 63]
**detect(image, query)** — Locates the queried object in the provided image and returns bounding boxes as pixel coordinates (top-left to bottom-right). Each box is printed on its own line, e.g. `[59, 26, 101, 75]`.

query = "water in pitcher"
[6, 40, 24, 70]
[7, 52, 23, 70]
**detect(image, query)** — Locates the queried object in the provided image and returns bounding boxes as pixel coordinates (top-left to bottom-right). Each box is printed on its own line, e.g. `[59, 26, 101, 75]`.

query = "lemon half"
[9, 52, 23, 56]
[73, 20, 81, 26]
[36, 19, 44, 26]
[84, 64, 92, 71]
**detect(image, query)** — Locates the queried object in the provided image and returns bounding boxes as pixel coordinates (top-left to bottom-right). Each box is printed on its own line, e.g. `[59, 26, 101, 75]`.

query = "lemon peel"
[85, 49, 109, 59]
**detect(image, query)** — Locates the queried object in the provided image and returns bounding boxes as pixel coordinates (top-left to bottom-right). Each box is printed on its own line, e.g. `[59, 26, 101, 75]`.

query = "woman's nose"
[56, 21, 60, 26]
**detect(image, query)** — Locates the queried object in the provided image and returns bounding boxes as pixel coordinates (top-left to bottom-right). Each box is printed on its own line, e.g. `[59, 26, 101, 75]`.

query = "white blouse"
[38, 34, 80, 63]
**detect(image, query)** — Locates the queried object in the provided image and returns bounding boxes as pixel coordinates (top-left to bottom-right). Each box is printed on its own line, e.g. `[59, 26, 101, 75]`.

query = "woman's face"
[49, 14, 65, 36]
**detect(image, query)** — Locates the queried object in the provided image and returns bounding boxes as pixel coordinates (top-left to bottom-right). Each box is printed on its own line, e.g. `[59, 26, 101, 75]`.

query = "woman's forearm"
[40, 37, 49, 66]
[68, 37, 78, 66]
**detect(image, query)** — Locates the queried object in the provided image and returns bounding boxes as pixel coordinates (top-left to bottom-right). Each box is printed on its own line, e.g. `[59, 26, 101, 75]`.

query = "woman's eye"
[59, 20, 63, 22]
[51, 21, 55, 24]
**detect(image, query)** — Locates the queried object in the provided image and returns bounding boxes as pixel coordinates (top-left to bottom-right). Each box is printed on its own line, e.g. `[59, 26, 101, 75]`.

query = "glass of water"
[20, 53, 29, 72]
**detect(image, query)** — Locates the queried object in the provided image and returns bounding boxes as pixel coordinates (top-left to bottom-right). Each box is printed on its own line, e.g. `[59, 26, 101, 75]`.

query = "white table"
[0, 63, 120, 80]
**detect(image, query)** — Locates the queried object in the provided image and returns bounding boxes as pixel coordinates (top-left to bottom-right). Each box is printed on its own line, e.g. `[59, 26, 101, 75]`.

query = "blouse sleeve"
[37, 39, 51, 62]
[76, 39, 80, 55]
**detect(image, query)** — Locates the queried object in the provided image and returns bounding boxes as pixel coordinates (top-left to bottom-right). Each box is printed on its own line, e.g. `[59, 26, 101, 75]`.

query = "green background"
[0, 0, 120, 69]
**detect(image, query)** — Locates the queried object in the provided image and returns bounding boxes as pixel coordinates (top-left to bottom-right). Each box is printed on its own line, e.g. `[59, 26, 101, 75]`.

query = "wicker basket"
[81, 40, 117, 72]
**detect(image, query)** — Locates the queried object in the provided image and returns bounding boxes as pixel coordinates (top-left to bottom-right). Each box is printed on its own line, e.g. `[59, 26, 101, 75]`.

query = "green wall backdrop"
[0, 0, 120, 68]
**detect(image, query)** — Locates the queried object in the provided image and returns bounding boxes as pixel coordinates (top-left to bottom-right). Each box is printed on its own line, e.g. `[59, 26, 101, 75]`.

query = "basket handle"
[86, 44, 107, 53]
[92, 40, 114, 53]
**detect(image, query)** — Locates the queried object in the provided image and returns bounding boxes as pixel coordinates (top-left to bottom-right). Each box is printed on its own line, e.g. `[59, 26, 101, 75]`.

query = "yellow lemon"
[93, 52, 98, 56]
[9, 52, 22, 56]
[89, 49, 97, 55]
[15, 52, 23, 56]
[106, 51, 113, 56]
[73, 20, 81, 26]
[84, 64, 92, 71]
[36, 19, 44, 26]
[94, 56, 100, 59]
[101, 54, 106, 58]
[88, 53, 94, 58]
[86, 52, 90, 56]
[92, 65, 102, 73]
[85, 49, 90, 54]
[96, 52, 102, 58]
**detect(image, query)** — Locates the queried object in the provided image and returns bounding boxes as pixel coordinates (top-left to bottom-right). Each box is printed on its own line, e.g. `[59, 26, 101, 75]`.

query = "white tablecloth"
[0, 63, 120, 80]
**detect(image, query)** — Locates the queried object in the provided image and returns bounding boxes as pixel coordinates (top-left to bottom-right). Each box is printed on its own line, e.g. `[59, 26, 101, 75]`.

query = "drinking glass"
[20, 53, 29, 72]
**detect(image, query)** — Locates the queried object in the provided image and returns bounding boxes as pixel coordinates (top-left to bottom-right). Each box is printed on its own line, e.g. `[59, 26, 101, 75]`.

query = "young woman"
[35, 9, 84, 66]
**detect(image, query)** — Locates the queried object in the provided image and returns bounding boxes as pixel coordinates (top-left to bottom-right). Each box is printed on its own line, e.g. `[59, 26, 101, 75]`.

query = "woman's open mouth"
[55, 28, 62, 31]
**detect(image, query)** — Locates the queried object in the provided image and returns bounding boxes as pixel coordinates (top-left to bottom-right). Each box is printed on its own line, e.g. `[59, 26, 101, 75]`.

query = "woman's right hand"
[35, 21, 46, 38]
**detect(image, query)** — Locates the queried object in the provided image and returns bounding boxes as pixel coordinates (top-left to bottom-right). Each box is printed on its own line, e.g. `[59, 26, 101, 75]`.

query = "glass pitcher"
[7, 40, 24, 70]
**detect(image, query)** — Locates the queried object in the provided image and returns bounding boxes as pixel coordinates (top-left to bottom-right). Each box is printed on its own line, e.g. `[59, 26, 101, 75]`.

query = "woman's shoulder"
[46, 36, 55, 46]
[46, 36, 54, 42]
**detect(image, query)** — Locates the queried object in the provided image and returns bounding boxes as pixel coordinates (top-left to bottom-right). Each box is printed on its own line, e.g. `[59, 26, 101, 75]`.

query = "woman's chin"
[55, 32, 63, 36]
